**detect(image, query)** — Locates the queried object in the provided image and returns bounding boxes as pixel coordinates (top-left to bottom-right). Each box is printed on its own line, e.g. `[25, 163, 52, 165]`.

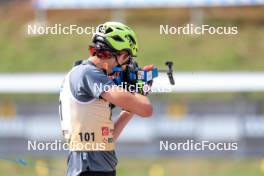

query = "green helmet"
[92, 22, 139, 57]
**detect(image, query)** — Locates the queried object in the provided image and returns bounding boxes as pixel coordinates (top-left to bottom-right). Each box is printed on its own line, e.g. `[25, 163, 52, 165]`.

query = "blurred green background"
[0, 4, 264, 72]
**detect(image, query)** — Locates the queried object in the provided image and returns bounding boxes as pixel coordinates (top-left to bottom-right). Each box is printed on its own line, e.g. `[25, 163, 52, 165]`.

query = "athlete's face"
[115, 52, 130, 67]
[106, 52, 129, 74]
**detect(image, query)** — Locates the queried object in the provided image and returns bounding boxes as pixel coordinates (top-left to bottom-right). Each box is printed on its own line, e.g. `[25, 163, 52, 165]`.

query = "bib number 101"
[78, 132, 95, 142]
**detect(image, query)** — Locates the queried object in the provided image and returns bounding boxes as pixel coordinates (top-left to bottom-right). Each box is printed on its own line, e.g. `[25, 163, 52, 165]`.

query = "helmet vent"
[112, 35, 124, 42]
[116, 27, 124, 30]
[105, 27, 113, 34]
[127, 35, 136, 45]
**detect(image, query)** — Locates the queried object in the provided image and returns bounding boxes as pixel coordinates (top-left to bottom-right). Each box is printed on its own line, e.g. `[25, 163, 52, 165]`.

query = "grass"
[0, 157, 262, 176]
[0, 19, 264, 72]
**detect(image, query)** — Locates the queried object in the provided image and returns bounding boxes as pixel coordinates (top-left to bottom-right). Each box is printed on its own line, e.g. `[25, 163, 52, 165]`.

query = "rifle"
[111, 59, 175, 95]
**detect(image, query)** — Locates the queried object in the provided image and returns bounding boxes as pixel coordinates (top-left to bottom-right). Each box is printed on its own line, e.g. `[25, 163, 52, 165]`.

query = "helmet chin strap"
[114, 55, 122, 67]
[116, 55, 132, 67]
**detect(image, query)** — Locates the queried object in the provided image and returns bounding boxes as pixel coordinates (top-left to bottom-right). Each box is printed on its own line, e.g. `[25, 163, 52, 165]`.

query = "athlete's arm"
[113, 111, 134, 141]
[101, 86, 153, 117]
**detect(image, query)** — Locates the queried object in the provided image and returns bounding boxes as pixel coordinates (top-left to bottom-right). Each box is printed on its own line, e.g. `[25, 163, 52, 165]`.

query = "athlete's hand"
[113, 111, 134, 141]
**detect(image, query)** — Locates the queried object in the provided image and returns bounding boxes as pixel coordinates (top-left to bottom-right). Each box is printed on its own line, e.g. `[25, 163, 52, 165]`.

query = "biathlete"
[59, 22, 153, 176]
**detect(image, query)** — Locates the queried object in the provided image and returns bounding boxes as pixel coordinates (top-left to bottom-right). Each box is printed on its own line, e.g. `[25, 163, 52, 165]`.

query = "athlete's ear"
[89, 45, 96, 56]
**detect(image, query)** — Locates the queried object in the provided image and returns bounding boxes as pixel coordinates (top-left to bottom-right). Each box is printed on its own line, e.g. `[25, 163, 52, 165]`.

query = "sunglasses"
[89, 45, 115, 59]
